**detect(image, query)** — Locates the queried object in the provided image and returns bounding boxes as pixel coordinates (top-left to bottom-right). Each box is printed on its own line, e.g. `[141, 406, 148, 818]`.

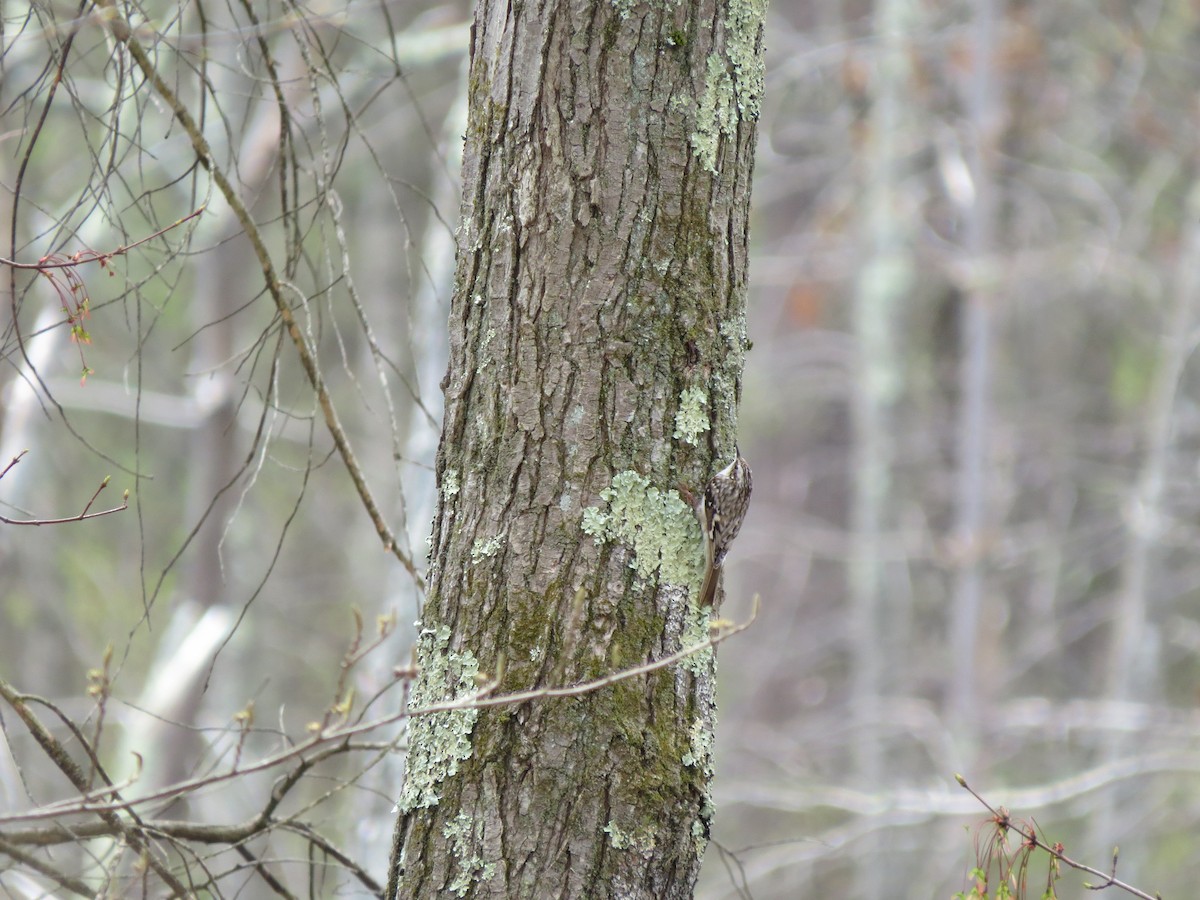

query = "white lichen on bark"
[470, 535, 503, 561]
[690, 0, 768, 173]
[673, 387, 710, 445]
[443, 812, 498, 896]
[604, 820, 657, 853]
[679, 604, 714, 672]
[582, 470, 705, 588]
[396, 626, 481, 813]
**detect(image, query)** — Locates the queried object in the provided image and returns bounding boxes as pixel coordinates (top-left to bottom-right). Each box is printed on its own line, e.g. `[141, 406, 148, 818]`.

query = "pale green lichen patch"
[727, 0, 768, 117]
[719, 309, 750, 363]
[604, 820, 658, 853]
[583, 471, 705, 588]
[581, 505, 609, 538]
[470, 534, 502, 562]
[692, 55, 736, 175]
[396, 626, 480, 813]
[692, 816, 709, 856]
[603, 820, 628, 849]
[477, 327, 496, 371]
[443, 813, 497, 896]
[673, 387, 709, 445]
[611, 0, 635, 18]
[679, 604, 714, 675]
[682, 714, 715, 774]
[710, 370, 740, 429]
[442, 469, 461, 499]
[690, 0, 767, 173]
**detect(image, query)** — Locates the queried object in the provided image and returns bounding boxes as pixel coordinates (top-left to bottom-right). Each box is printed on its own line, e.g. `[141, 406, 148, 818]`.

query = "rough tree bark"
[387, 0, 765, 896]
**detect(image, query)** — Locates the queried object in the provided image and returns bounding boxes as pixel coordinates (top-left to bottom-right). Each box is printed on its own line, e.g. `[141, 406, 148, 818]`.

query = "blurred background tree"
[2, 0, 1198, 898]
[716, 2, 1200, 897]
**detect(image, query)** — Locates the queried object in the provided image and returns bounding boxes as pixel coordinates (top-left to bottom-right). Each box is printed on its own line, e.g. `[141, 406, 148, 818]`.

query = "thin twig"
[0, 207, 204, 270]
[0, 479, 128, 525]
[90, 0, 423, 587]
[955, 775, 1161, 900]
[0, 450, 28, 481]
[0, 679, 192, 895]
[0, 835, 93, 896]
[0, 600, 757, 823]
[0, 451, 129, 525]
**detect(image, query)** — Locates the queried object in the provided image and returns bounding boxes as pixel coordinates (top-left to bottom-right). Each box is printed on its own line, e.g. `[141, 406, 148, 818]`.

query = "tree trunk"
[387, 0, 765, 896]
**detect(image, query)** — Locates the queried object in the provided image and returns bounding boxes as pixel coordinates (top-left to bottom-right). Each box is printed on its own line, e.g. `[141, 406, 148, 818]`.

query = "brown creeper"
[697, 449, 752, 607]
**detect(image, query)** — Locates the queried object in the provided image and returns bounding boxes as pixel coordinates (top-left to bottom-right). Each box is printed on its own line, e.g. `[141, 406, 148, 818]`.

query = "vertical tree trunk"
[848, 0, 916, 895]
[387, 0, 765, 896]
[948, 0, 999, 736]
[1086, 183, 1200, 872]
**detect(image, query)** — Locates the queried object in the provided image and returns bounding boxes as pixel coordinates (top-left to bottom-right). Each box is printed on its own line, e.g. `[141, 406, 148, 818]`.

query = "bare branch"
[0, 458, 128, 525]
[89, 0, 424, 588]
[0, 678, 192, 894]
[0, 600, 757, 826]
[0, 207, 204, 270]
[0, 835, 93, 897]
[956, 775, 1162, 900]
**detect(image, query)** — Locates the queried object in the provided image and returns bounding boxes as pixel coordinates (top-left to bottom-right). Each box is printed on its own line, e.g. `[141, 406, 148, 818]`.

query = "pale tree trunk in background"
[948, 0, 998, 741]
[1105, 195, 1200, 695]
[1088, 183, 1200, 871]
[849, 0, 915, 895]
[387, 0, 765, 896]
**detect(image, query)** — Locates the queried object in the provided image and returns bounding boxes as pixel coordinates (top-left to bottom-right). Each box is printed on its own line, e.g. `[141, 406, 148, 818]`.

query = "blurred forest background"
[2, 0, 1199, 897]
